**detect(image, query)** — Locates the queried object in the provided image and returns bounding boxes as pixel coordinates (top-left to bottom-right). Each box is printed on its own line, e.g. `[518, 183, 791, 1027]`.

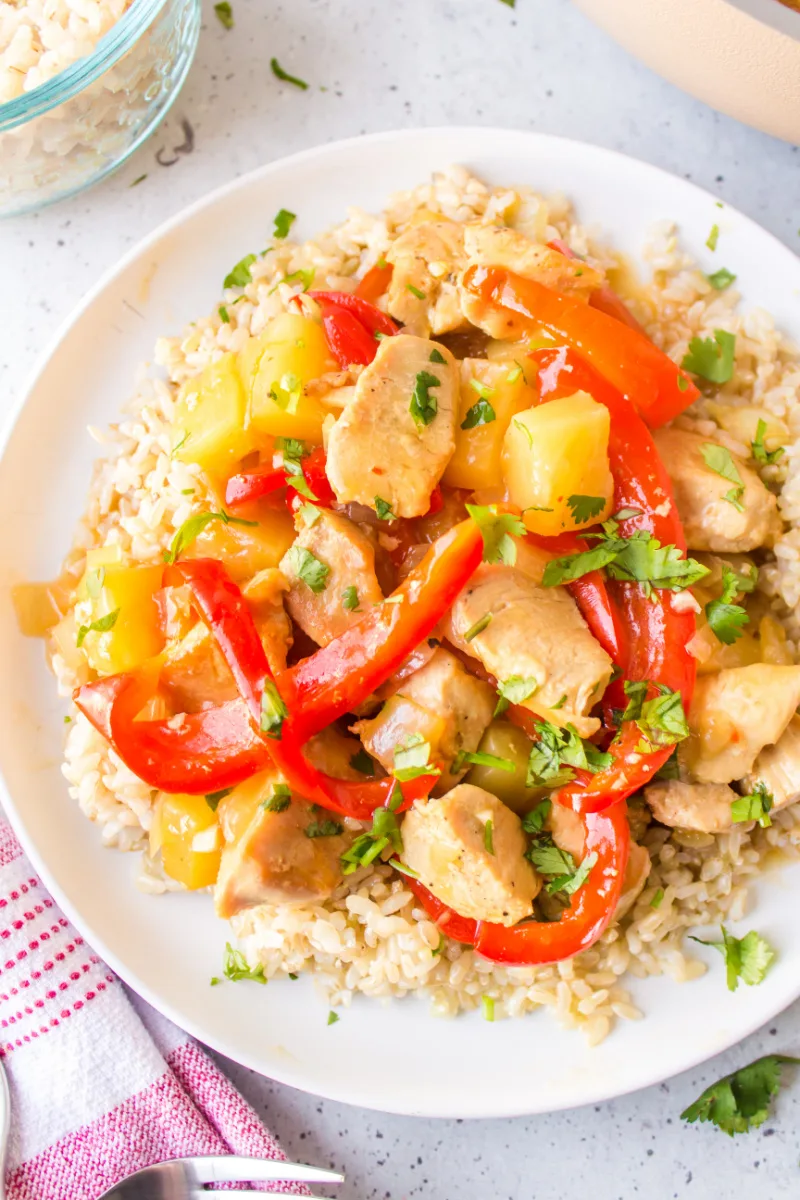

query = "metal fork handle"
[182, 1156, 344, 1185]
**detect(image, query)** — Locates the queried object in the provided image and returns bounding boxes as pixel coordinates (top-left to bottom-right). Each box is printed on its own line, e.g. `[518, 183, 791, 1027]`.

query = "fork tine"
[182, 1156, 344, 1185]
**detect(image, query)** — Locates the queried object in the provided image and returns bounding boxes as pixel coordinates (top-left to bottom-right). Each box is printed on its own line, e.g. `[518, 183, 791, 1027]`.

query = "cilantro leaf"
[707, 267, 736, 290]
[163, 509, 257, 564]
[341, 806, 403, 874]
[461, 398, 496, 429]
[542, 524, 708, 593]
[701, 443, 745, 511]
[374, 496, 395, 521]
[261, 680, 288, 740]
[262, 783, 292, 813]
[410, 370, 441, 427]
[622, 681, 689, 748]
[341, 585, 360, 612]
[706, 224, 720, 251]
[214, 1, 234, 28]
[327, 1010, 340, 1025]
[406, 283, 426, 300]
[218, 304, 230, 323]
[283, 545, 329, 593]
[705, 562, 750, 644]
[453, 749, 515, 774]
[273, 208, 296, 239]
[349, 748, 375, 776]
[219, 942, 266, 984]
[751, 418, 785, 466]
[681, 1055, 800, 1136]
[392, 734, 439, 782]
[495, 676, 538, 717]
[205, 786, 233, 812]
[305, 817, 344, 838]
[76, 608, 119, 648]
[731, 781, 773, 828]
[430, 348, 447, 364]
[690, 925, 775, 992]
[483, 818, 495, 855]
[566, 494, 607, 525]
[464, 612, 492, 642]
[466, 503, 526, 566]
[521, 799, 551, 834]
[528, 839, 576, 878]
[682, 330, 736, 384]
[223, 253, 257, 289]
[270, 57, 309, 89]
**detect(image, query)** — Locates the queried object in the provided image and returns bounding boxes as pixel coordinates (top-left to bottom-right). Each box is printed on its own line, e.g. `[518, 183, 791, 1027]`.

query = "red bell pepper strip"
[286, 447, 336, 511]
[460, 264, 699, 428]
[355, 261, 394, 304]
[405, 876, 478, 945]
[278, 518, 484, 743]
[528, 347, 698, 813]
[547, 237, 644, 333]
[474, 804, 630, 965]
[226, 446, 336, 511]
[310, 291, 398, 368]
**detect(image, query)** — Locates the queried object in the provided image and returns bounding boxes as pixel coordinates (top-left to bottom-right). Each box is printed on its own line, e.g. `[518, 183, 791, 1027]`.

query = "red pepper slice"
[310, 291, 398, 369]
[529, 347, 697, 812]
[355, 261, 394, 305]
[547, 238, 644, 333]
[474, 804, 630, 965]
[286, 446, 336, 511]
[405, 876, 478, 945]
[460, 264, 699, 427]
[278, 518, 484, 742]
[226, 446, 336, 512]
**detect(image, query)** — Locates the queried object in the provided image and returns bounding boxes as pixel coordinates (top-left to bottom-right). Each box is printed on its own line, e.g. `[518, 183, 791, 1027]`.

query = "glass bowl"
[0, 0, 201, 218]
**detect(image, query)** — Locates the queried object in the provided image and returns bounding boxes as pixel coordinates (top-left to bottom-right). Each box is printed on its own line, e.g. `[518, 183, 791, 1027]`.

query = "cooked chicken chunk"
[402, 783, 540, 925]
[385, 219, 467, 336]
[279, 509, 382, 647]
[160, 621, 237, 713]
[325, 335, 459, 518]
[654, 428, 782, 552]
[548, 801, 649, 918]
[644, 779, 740, 833]
[446, 565, 613, 736]
[242, 567, 293, 675]
[743, 715, 800, 811]
[352, 648, 495, 793]
[682, 664, 800, 784]
[215, 771, 352, 918]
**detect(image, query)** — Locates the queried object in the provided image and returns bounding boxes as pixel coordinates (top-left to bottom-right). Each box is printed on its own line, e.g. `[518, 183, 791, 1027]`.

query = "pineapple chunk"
[184, 510, 295, 583]
[151, 793, 221, 890]
[172, 352, 256, 476]
[238, 313, 335, 442]
[74, 562, 164, 676]
[502, 390, 614, 537]
[443, 359, 536, 492]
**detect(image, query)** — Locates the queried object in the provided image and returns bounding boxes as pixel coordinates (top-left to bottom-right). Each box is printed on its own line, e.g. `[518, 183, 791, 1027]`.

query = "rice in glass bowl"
[0, 0, 201, 217]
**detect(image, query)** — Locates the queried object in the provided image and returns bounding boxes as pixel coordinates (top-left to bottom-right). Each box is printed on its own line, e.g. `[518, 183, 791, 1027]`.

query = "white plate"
[2, 128, 800, 1119]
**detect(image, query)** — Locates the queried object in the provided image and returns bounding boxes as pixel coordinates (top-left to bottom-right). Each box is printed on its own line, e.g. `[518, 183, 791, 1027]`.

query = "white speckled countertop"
[2, 1, 800, 1196]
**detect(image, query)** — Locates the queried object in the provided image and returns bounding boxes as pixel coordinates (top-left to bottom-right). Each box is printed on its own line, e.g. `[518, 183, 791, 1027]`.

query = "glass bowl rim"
[0, 0, 182, 132]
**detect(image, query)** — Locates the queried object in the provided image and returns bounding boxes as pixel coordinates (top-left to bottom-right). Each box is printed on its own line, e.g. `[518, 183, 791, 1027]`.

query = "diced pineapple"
[172, 352, 256, 476]
[706, 403, 788, 453]
[238, 313, 335, 442]
[151, 793, 221, 890]
[759, 614, 794, 665]
[443, 359, 537, 492]
[502, 390, 614, 537]
[183, 510, 295, 582]
[74, 562, 164, 676]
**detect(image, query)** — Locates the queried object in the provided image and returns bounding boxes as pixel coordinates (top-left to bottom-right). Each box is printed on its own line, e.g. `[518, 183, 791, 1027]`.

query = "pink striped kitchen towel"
[0, 821, 310, 1200]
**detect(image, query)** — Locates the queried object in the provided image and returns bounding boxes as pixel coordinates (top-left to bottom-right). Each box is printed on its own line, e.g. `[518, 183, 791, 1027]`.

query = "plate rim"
[4, 125, 800, 1118]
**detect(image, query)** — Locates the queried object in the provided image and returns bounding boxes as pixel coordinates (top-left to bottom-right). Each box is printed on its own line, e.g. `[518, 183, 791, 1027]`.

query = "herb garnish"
[349, 748, 375, 776]
[76, 609, 119, 648]
[681, 1054, 800, 1136]
[453, 749, 515, 774]
[430, 348, 447, 364]
[406, 283, 426, 300]
[461, 398, 496, 429]
[410, 370, 441, 427]
[731, 781, 773, 828]
[681, 330, 736, 384]
[163, 509, 257, 564]
[700, 443, 745, 510]
[284, 545, 329, 593]
[261, 680, 288, 739]
[216, 942, 266, 984]
[374, 496, 395, 521]
[327, 1010, 340, 1025]
[392, 733, 439, 782]
[707, 267, 736, 291]
[223, 253, 257, 290]
[273, 208, 296, 239]
[621, 680, 689, 748]
[262, 783, 292, 813]
[342, 585, 360, 612]
[464, 612, 492, 642]
[205, 786, 233, 812]
[341, 806, 403, 874]
[706, 223, 720, 251]
[305, 817, 344, 838]
[494, 675, 539, 717]
[214, 1, 233, 28]
[566, 494, 607, 525]
[751, 418, 785, 466]
[690, 926, 775, 992]
[270, 57, 309, 89]
[525, 721, 613, 787]
[465, 504, 526, 566]
[705, 562, 750, 644]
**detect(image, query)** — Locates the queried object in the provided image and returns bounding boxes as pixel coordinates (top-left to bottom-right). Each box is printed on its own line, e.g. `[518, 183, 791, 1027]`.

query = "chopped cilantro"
[525, 721, 613, 787]
[731, 782, 773, 828]
[305, 817, 344, 838]
[705, 562, 750, 645]
[751, 418, 785, 466]
[707, 267, 736, 291]
[349, 748, 375, 776]
[163, 509, 257, 564]
[682, 330, 736, 384]
[496, 676, 539, 715]
[566, 494, 607, 525]
[341, 806, 403, 874]
[465, 503, 526, 566]
[261, 680, 288, 739]
[621, 680, 689, 748]
[390, 858, 419, 879]
[681, 1054, 800, 1135]
[430, 348, 447, 364]
[218, 304, 230, 323]
[706, 223, 720, 251]
[284, 545, 329, 593]
[410, 370, 441, 427]
[650, 887, 665, 909]
[464, 612, 492, 642]
[513, 417, 534, 449]
[374, 496, 395, 521]
[223, 252, 257, 290]
[506, 363, 524, 384]
[205, 786, 233, 812]
[482, 994, 495, 1021]
[454, 750, 515, 774]
[701, 443, 745, 510]
[270, 57, 309, 89]
[482, 817, 495, 855]
[219, 942, 266, 984]
[521, 799, 551, 835]
[406, 283, 426, 300]
[690, 926, 775, 992]
[273, 208, 296, 239]
[327, 1010, 340, 1025]
[214, 1, 233, 28]
[341, 585, 360, 612]
[295, 501, 322, 529]
[76, 608, 119, 648]
[461, 398, 496, 429]
[262, 783, 292, 813]
[392, 733, 439, 782]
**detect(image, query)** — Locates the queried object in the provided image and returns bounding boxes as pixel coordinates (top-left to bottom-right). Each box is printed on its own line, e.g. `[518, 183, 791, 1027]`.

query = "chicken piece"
[385, 219, 467, 336]
[644, 779, 740, 833]
[402, 783, 540, 925]
[547, 801, 649, 918]
[352, 648, 495, 793]
[743, 715, 800, 812]
[445, 565, 613, 736]
[242, 567, 293, 675]
[458, 226, 602, 340]
[214, 770, 353, 918]
[653, 428, 782, 553]
[160, 621, 238, 713]
[279, 509, 382, 648]
[305, 726, 369, 781]
[682, 663, 800, 784]
[325, 335, 459, 518]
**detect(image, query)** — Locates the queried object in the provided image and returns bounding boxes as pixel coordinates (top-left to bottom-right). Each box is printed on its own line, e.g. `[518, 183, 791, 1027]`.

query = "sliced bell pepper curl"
[529, 347, 698, 813]
[474, 804, 630, 965]
[460, 264, 699, 428]
[404, 876, 478, 945]
[277, 518, 484, 743]
[310, 291, 398, 368]
[355, 260, 394, 305]
[286, 446, 336, 511]
[225, 446, 335, 511]
[547, 238, 644, 333]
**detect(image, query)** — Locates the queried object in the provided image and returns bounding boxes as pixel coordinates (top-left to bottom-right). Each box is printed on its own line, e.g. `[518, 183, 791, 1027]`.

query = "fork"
[96, 1155, 345, 1198]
